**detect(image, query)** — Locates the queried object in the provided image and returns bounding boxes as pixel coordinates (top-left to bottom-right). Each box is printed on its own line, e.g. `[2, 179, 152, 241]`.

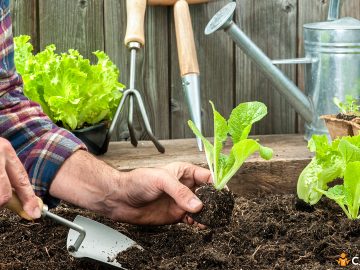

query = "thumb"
[160, 175, 203, 213]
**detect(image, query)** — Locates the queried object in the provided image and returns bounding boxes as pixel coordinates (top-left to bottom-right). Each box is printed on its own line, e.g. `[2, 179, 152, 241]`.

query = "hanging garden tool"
[148, 0, 211, 152]
[173, 0, 203, 151]
[6, 192, 139, 269]
[108, 0, 165, 153]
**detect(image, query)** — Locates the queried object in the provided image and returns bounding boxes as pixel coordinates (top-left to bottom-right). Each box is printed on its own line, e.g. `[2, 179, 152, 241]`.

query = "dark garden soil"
[1, 194, 359, 270]
[336, 113, 357, 121]
[189, 184, 235, 228]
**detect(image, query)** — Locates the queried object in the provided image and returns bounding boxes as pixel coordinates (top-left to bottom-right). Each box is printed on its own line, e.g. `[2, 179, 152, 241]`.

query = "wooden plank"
[103, 0, 131, 141]
[138, 6, 170, 140]
[170, 0, 234, 139]
[104, 1, 170, 141]
[38, 0, 104, 63]
[235, 0, 297, 134]
[99, 134, 312, 196]
[10, 0, 38, 52]
[297, 0, 360, 133]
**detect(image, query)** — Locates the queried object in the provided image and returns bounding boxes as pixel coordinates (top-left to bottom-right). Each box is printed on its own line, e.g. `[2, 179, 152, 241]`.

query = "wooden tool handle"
[148, 0, 210, 6]
[5, 191, 43, 221]
[125, 0, 147, 46]
[174, 0, 200, 76]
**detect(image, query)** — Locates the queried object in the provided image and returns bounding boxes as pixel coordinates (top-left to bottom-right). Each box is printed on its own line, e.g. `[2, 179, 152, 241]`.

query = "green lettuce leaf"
[317, 161, 360, 219]
[297, 134, 360, 208]
[343, 161, 360, 219]
[297, 135, 345, 205]
[14, 35, 125, 130]
[188, 101, 273, 189]
[228, 101, 267, 143]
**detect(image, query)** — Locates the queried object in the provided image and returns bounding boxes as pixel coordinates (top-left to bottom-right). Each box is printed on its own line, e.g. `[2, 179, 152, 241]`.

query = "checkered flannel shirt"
[0, 0, 87, 208]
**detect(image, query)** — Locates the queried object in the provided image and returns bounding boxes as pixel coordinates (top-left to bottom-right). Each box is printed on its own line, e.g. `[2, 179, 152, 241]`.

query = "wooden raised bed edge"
[100, 134, 312, 197]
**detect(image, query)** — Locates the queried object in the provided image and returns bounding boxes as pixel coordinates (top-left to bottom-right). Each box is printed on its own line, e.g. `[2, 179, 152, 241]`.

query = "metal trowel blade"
[67, 215, 139, 269]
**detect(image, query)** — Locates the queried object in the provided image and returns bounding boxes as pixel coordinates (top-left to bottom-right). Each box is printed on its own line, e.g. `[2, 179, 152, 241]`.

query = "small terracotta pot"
[320, 114, 354, 140]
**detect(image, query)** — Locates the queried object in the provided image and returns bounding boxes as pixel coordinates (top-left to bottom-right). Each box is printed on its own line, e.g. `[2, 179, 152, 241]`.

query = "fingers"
[0, 158, 12, 207]
[158, 174, 203, 213]
[0, 139, 41, 219]
[163, 162, 213, 186]
[183, 215, 207, 230]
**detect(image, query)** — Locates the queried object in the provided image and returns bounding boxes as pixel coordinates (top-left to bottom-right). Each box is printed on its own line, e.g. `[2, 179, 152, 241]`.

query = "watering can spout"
[328, 0, 343, 21]
[205, 2, 314, 124]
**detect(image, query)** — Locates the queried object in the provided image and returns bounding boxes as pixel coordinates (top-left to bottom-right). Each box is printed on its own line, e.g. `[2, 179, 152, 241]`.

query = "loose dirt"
[1, 194, 359, 269]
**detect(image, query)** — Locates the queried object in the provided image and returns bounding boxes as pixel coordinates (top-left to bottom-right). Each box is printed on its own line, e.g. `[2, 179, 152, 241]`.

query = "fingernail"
[188, 196, 202, 210]
[32, 207, 41, 219]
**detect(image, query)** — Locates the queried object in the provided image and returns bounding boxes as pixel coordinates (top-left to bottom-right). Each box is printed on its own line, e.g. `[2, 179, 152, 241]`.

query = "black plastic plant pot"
[72, 122, 109, 156]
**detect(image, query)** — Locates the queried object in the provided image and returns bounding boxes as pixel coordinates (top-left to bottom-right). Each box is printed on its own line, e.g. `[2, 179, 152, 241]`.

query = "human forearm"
[49, 150, 126, 217]
[50, 151, 210, 225]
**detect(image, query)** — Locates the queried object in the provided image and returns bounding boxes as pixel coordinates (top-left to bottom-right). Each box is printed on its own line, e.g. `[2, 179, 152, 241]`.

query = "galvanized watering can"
[205, 0, 360, 140]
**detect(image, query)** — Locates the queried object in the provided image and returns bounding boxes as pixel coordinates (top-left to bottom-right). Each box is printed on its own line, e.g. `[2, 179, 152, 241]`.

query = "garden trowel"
[6, 192, 139, 269]
[174, 0, 203, 151]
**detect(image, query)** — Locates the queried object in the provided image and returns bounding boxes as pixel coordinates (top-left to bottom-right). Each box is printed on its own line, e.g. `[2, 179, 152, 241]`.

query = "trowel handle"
[174, 0, 200, 76]
[148, 0, 210, 6]
[5, 191, 43, 221]
[125, 0, 147, 46]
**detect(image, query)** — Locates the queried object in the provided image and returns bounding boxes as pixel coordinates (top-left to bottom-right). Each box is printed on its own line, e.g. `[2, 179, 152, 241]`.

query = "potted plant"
[321, 95, 360, 139]
[14, 35, 125, 155]
[187, 101, 273, 227]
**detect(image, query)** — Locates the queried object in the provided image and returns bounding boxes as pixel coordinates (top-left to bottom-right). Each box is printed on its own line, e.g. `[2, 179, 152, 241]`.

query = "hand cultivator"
[119, 0, 212, 152]
[106, 0, 165, 154]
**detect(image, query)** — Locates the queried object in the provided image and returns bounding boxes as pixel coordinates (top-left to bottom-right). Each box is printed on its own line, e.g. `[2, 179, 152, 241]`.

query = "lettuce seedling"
[297, 134, 360, 219]
[188, 101, 273, 190]
[316, 161, 360, 219]
[334, 95, 360, 116]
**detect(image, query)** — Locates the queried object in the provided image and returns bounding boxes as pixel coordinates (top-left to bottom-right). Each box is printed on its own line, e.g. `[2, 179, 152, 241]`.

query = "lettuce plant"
[333, 95, 360, 116]
[188, 101, 273, 190]
[297, 134, 360, 219]
[14, 35, 124, 130]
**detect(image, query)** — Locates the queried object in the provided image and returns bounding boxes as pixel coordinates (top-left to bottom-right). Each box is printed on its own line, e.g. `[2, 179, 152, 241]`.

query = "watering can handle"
[327, 0, 343, 21]
[125, 0, 147, 46]
[5, 191, 43, 221]
[148, 0, 210, 5]
[174, 0, 200, 76]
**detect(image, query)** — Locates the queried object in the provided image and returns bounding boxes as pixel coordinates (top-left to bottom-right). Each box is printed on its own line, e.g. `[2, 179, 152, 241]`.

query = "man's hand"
[50, 151, 212, 225]
[105, 162, 212, 225]
[0, 138, 41, 219]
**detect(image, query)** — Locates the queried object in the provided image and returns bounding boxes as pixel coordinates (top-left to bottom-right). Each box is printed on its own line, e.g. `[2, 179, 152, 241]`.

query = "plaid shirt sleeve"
[0, 0, 87, 208]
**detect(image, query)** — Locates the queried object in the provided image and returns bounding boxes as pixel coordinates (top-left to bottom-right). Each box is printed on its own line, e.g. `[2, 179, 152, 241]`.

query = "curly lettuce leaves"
[14, 35, 124, 130]
[297, 134, 360, 219]
[188, 101, 273, 190]
[297, 135, 344, 205]
[317, 161, 360, 219]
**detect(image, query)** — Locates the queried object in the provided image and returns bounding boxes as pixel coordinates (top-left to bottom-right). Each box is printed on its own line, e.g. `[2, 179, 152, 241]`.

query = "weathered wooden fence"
[9, 0, 360, 141]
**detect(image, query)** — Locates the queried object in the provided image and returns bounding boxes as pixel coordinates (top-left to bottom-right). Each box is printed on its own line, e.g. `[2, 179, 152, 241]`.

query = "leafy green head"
[14, 35, 125, 130]
[188, 101, 273, 190]
[333, 95, 360, 115]
[297, 134, 360, 219]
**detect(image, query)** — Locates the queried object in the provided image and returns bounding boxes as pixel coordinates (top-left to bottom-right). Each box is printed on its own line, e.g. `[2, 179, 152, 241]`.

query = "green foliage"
[188, 101, 273, 190]
[333, 95, 360, 115]
[297, 134, 360, 219]
[14, 35, 125, 130]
